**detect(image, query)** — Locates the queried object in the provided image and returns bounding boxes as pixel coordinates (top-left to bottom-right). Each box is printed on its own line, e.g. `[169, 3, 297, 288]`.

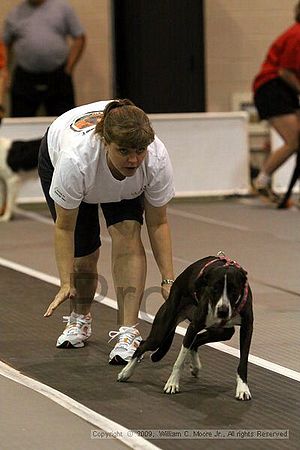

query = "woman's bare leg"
[108, 220, 146, 326]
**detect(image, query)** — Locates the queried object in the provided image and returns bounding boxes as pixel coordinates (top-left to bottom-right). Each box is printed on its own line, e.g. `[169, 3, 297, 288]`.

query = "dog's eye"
[227, 283, 239, 295]
[210, 285, 221, 295]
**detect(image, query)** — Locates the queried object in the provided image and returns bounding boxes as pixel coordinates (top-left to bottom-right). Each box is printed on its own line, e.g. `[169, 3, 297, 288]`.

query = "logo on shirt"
[54, 187, 66, 201]
[70, 111, 103, 132]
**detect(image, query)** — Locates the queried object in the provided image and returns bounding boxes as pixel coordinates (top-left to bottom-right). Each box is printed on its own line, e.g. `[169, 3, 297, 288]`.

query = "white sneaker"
[56, 312, 92, 348]
[108, 324, 142, 365]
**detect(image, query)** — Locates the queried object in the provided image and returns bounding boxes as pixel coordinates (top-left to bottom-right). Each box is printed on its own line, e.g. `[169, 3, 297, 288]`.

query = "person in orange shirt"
[252, 1, 300, 203]
[0, 41, 8, 123]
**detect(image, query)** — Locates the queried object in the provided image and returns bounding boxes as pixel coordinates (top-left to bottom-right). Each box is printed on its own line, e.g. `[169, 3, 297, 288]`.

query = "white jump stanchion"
[271, 127, 299, 194]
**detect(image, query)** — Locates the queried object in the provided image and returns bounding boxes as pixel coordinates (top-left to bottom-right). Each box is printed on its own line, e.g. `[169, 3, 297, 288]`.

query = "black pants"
[11, 65, 75, 117]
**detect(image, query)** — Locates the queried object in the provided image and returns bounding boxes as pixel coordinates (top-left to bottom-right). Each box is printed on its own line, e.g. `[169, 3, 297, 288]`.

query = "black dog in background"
[118, 252, 254, 401]
[0, 136, 41, 221]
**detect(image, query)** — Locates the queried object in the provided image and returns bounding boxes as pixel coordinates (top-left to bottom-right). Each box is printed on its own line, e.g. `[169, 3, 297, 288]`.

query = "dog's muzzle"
[216, 304, 230, 319]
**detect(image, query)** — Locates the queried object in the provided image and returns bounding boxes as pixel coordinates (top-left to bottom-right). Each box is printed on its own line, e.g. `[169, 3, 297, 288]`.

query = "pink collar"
[194, 253, 249, 316]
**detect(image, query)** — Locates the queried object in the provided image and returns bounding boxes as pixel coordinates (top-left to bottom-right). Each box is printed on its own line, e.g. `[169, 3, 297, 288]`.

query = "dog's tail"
[150, 328, 176, 362]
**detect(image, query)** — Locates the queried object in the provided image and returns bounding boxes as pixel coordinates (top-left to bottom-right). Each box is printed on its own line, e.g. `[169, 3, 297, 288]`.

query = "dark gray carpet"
[0, 266, 299, 450]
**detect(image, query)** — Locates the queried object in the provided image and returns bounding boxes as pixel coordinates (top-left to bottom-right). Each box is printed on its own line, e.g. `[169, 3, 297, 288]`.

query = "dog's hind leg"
[118, 324, 177, 382]
[117, 339, 147, 381]
[150, 328, 176, 362]
[118, 286, 187, 384]
[189, 349, 202, 378]
[118, 356, 139, 381]
[117, 332, 170, 382]
[152, 304, 195, 363]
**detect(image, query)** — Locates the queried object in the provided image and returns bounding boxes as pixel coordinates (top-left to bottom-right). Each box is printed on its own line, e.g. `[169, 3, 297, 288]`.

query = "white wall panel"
[1, 112, 250, 203]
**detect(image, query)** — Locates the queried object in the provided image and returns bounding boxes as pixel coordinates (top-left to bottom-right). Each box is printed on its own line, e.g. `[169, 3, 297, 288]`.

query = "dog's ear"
[238, 267, 248, 283]
[193, 271, 210, 295]
[228, 266, 248, 291]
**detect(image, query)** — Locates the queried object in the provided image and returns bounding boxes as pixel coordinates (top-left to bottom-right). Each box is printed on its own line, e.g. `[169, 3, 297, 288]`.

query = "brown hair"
[95, 99, 155, 148]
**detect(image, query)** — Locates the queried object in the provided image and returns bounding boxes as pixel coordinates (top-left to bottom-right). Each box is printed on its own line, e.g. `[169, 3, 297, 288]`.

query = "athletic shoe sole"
[56, 341, 84, 349]
[109, 355, 128, 365]
[56, 336, 90, 348]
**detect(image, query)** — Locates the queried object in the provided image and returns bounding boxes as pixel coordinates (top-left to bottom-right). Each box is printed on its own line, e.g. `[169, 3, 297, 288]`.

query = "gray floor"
[0, 196, 299, 450]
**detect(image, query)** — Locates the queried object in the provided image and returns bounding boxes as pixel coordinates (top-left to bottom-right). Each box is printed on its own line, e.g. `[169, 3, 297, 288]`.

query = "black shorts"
[38, 133, 144, 258]
[254, 77, 300, 120]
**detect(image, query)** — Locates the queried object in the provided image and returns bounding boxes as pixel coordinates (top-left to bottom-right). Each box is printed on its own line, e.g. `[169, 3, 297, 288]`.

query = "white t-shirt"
[47, 101, 175, 209]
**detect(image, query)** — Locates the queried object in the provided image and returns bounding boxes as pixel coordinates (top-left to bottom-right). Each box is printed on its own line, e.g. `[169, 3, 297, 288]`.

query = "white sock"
[255, 171, 270, 187]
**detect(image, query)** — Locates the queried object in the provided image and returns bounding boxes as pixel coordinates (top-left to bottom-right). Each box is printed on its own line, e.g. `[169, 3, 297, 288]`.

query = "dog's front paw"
[235, 375, 251, 401]
[164, 373, 180, 394]
[189, 350, 202, 378]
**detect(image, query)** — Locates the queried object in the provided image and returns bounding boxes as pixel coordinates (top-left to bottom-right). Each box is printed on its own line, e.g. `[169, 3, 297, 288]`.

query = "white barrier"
[0, 112, 250, 203]
[150, 112, 250, 197]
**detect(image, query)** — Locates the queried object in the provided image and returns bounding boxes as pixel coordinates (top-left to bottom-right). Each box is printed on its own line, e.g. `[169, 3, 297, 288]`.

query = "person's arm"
[64, 34, 86, 75]
[44, 203, 79, 317]
[278, 67, 300, 93]
[145, 199, 174, 300]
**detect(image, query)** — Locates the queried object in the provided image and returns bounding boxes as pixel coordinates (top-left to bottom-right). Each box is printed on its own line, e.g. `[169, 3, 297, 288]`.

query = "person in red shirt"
[252, 1, 300, 202]
[0, 41, 8, 123]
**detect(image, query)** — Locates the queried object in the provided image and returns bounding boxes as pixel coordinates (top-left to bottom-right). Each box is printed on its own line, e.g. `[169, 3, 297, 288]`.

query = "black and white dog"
[0, 137, 41, 221]
[118, 252, 254, 401]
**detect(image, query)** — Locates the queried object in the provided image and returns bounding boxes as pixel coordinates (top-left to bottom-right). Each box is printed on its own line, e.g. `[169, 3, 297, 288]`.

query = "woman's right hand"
[44, 285, 76, 317]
